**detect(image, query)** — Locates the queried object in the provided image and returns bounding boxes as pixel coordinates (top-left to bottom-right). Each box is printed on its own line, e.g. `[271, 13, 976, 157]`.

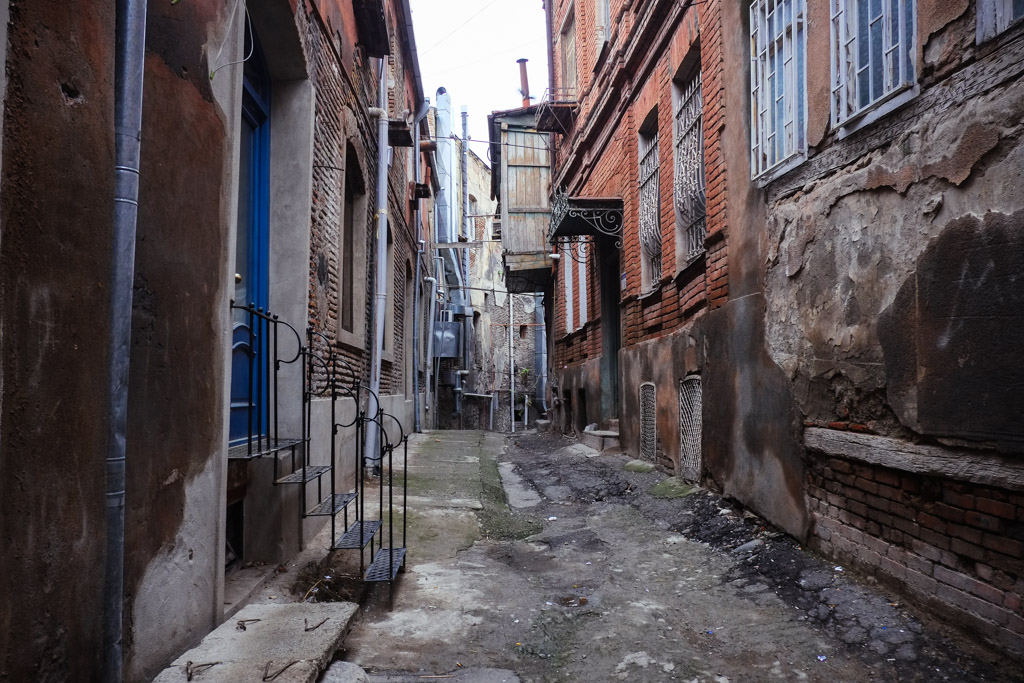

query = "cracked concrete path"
[339, 431, 1010, 682]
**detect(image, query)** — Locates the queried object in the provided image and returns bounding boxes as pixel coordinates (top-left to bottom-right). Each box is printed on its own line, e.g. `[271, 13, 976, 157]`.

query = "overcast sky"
[408, 0, 550, 156]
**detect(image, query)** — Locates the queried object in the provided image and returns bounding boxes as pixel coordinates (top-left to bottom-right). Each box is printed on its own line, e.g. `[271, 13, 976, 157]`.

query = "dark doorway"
[229, 21, 272, 444]
[576, 388, 588, 433]
[599, 238, 621, 422]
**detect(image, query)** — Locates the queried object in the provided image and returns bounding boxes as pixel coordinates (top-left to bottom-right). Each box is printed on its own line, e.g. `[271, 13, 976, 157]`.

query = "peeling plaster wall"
[760, 4, 1024, 649]
[617, 321, 705, 473]
[124, 1, 235, 679]
[764, 17, 1024, 452]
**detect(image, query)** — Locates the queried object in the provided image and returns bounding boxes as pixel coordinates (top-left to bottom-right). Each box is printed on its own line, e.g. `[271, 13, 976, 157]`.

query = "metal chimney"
[517, 58, 530, 107]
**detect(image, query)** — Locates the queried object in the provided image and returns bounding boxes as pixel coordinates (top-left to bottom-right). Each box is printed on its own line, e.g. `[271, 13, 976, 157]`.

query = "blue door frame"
[230, 25, 272, 444]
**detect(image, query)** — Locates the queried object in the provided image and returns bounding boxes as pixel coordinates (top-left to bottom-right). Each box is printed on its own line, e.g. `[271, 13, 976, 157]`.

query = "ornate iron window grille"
[638, 131, 662, 288]
[674, 71, 707, 263]
[678, 375, 703, 481]
[640, 381, 657, 462]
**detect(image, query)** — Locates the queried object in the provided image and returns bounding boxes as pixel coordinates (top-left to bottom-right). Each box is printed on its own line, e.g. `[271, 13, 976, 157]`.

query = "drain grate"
[679, 375, 702, 480]
[639, 382, 657, 462]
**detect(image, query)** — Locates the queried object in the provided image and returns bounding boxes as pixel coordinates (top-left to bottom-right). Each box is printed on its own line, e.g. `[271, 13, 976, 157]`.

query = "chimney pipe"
[517, 58, 530, 107]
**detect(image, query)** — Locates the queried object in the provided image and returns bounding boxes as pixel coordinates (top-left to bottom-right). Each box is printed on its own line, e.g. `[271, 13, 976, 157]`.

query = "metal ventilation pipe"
[517, 58, 530, 107]
[105, 1, 147, 680]
[412, 95, 430, 433]
[367, 55, 390, 466]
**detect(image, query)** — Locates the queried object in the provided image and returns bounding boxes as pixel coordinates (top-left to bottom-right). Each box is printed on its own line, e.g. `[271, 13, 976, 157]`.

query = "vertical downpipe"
[509, 292, 514, 433]
[104, 1, 147, 681]
[411, 99, 430, 432]
[459, 107, 470, 416]
[367, 56, 390, 466]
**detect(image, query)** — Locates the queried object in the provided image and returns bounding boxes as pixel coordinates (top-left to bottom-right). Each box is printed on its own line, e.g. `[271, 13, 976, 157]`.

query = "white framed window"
[563, 243, 575, 333]
[595, 0, 611, 45]
[561, 8, 578, 99]
[638, 116, 662, 290]
[577, 243, 588, 327]
[673, 65, 707, 265]
[750, 0, 807, 179]
[978, 0, 1024, 42]
[831, 0, 915, 127]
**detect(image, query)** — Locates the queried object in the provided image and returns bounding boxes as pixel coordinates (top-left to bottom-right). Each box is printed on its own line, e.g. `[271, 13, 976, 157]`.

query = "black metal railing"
[228, 301, 304, 460]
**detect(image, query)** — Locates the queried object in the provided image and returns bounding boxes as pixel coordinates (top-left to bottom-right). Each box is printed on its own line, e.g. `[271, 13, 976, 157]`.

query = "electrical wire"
[210, 3, 253, 81]
[419, 0, 504, 56]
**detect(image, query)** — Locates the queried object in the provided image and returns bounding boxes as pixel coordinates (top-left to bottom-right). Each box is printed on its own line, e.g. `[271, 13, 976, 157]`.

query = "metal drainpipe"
[534, 293, 548, 414]
[367, 55, 389, 466]
[104, 1, 147, 680]
[509, 292, 515, 433]
[411, 98, 430, 433]
[423, 274, 437, 429]
[459, 107, 471, 413]
[432, 256, 445, 428]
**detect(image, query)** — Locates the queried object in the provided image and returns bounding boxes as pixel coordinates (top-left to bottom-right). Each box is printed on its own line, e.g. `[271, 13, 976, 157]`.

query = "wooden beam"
[805, 428, 1024, 491]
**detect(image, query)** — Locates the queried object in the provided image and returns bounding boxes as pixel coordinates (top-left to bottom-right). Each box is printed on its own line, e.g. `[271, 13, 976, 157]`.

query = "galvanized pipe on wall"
[105, 1, 147, 680]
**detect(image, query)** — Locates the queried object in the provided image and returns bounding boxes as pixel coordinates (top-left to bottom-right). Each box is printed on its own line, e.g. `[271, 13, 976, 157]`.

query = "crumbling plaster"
[764, 50, 1024, 445]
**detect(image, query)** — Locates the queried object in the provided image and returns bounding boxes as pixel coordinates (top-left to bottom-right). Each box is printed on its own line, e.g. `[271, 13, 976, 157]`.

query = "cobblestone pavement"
[335, 430, 1014, 682]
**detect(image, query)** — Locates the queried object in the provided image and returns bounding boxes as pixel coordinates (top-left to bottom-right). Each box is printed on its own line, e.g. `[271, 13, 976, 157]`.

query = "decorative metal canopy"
[548, 190, 623, 248]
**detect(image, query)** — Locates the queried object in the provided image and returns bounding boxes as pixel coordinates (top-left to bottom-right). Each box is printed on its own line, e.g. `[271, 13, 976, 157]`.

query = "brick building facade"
[0, 1, 435, 679]
[540, 0, 1024, 653]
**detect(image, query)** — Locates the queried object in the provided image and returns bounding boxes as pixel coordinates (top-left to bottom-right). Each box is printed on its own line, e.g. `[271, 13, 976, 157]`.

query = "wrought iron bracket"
[554, 235, 594, 264]
[549, 190, 623, 248]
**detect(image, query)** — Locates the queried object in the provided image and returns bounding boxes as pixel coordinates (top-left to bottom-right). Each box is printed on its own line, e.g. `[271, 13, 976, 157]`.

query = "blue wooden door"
[230, 25, 271, 444]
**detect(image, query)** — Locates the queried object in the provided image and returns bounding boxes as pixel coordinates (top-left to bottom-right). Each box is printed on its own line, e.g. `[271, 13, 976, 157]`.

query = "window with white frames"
[978, 0, 1024, 42]
[674, 66, 707, 263]
[638, 114, 662, 290]
[750, 0, 807, 179]
[563, 242, 575, 333]
[596, 0, 611, 44]
[831, 0, 915, 127]
[561, 9, 578, 98]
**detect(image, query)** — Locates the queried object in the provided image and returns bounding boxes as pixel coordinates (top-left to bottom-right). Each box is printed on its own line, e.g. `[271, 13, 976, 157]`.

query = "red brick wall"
[808, 453, 1024, 650]
[303, 0, 424, 396]
[549, 0, 726, 374]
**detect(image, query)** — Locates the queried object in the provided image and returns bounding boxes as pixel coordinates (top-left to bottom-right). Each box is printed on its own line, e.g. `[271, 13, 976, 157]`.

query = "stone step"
[153, 602, 358, 683]
[580, 427, 620, 452]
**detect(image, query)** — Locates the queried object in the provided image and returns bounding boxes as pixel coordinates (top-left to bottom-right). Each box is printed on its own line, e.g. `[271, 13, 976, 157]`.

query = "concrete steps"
[153, 602, 359, 683]
[580, 425, 620, 452]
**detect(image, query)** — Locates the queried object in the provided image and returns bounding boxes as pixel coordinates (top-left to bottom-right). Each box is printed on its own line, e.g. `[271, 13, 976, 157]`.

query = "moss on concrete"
[478, 448, 542, 541]
[649, 477, 697, 499]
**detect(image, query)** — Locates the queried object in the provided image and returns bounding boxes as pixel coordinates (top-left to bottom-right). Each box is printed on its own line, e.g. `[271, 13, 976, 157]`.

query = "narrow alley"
[330, 430, 1011, 682]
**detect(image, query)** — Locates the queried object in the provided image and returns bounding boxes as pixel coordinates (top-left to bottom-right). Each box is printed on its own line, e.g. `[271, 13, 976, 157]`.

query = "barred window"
[674, 67, 706, 264]
[638, 116, 661, 290]
[831, 0, 915, 126]
[750, 0, 807, 179]
[978, 0, 1024, 42]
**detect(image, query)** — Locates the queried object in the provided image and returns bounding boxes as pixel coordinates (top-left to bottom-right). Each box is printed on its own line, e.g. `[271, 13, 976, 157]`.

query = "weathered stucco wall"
[764, 16, 1024, 452]
[617, 321, 705, 471]
[762, 3, 1024, 650]
[700, 0, 810, 540]
[0, 4, 115, 681]
[124, 2, 235, 679]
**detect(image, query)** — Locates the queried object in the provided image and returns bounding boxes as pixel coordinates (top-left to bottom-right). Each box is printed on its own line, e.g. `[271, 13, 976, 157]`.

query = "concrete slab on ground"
[366, 668, 520, 682]
[498, 462, 541, 508]
[154, 602, 357, 683]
